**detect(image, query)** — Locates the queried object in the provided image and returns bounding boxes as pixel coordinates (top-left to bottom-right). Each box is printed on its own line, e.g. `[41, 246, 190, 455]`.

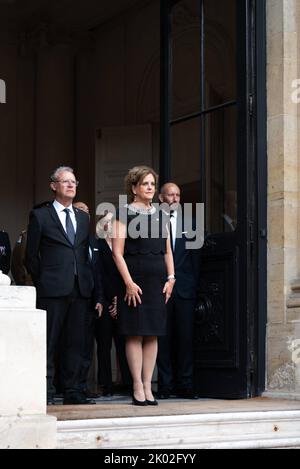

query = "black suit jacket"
[89, 235, 105, 306]
[172, 216, 200, 300]
[95, 238, 121, 306]
[25, 203, 94, 298]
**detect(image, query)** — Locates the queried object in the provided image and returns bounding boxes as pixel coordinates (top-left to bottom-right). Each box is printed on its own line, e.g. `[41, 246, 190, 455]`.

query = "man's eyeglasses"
[54, 179, 79, 187]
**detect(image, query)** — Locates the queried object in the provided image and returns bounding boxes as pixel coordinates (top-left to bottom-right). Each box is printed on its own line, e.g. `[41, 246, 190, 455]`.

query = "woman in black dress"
[112, 166, 175, 405]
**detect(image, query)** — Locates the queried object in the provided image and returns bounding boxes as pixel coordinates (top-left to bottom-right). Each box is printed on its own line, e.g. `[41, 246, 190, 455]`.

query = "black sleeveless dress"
[116, 206, 167, 336]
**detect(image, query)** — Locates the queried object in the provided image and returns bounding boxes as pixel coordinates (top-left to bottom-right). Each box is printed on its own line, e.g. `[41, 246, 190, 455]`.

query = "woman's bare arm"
[112, 219, 142, 307]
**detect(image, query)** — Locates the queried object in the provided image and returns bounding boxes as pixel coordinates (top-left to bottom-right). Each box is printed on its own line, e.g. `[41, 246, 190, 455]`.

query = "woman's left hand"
[163, 279, 175, 304]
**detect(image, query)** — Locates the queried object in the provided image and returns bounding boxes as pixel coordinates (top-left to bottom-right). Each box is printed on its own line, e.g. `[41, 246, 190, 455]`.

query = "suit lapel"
[74, 208, 84, 246]
[48, 204, 72, 245]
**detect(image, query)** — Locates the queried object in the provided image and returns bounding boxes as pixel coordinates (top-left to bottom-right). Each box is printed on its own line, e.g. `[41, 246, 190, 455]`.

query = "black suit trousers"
[94, 307, 131, 388]
[38, 277, 89, 397]
[78, 304, 96, 392]
[157, 296, 196, 391]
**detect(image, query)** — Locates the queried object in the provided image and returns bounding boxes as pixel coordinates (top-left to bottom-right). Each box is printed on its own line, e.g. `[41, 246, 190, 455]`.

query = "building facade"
[0, 0, 299, 400]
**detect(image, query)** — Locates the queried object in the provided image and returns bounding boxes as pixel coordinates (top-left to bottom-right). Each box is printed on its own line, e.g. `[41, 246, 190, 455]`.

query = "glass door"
[160, 0, 266, 397]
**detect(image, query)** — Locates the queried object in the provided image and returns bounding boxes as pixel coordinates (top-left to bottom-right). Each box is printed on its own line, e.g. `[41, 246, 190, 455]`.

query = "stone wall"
[266, 0, 300, 396]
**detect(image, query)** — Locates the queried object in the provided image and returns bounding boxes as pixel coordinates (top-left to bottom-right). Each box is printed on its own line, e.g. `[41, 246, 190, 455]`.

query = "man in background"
[157, 182, 200, 399]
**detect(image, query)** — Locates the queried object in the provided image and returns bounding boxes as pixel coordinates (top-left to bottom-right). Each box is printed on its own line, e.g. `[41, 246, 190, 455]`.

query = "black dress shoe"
[132, 395, 147, 406]
[83, 389, 101, 399]
[177, 388, 199, 399]
[102, 386, 114, 397]
[63, 395, 96, 405]
[85, 398, 96, 404]
[156, 389, 170, 399]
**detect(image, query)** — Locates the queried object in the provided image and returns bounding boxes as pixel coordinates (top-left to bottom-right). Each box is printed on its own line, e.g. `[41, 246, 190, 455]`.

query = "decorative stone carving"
[268, 362, 296, 392]
[0, 270, 11, 285]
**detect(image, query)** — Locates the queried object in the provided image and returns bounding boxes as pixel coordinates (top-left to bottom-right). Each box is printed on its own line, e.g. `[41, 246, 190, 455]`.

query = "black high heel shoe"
[146, 399, 158, 406]
[132, 394, 147, 406]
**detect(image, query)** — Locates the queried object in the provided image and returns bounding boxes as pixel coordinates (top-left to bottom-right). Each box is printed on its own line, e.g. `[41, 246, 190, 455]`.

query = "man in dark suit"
[26, 166, 95, 405]
[0, 230, 11, 275]
[157, 183, 200, 399]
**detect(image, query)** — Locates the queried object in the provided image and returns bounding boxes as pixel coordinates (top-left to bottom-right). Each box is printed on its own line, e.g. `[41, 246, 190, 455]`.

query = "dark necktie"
[64, 208, 75, 244]
[170, 210, 175, 252]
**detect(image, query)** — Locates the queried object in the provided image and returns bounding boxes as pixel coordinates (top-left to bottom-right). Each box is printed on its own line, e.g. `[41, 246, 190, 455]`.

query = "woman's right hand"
[124, 281, 143, 307]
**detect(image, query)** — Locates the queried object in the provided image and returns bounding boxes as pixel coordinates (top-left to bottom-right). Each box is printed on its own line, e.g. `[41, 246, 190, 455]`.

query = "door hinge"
[259, 228, 267, 239]
[249, 94, 254, 116]
[249, 221, 254, 262]
[249, 221, 254, 242]
[249, 350, 256, 371]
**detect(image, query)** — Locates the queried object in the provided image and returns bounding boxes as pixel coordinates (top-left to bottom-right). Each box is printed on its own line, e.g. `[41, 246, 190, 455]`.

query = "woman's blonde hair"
[125, 166, 159, 202]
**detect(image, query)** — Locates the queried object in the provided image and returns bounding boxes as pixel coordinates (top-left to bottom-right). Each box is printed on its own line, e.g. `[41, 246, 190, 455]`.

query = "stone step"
[56, 409, 300, 449]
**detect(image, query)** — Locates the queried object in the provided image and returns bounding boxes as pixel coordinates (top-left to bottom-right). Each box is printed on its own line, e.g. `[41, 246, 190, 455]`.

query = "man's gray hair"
[50, 166, 74, 182]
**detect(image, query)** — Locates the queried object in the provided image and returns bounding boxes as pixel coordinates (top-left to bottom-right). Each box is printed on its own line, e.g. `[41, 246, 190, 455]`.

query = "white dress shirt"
[53, 200, 77, 234]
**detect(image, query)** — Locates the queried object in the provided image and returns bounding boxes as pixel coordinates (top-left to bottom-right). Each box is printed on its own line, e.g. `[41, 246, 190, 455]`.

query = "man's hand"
[109, 296, 117, 319]
[163, 278, 175, 304]
[95, 302, 103, 318]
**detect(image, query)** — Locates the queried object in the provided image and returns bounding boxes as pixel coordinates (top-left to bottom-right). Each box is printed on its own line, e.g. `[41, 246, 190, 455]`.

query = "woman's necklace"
[127, 203, 156, 215]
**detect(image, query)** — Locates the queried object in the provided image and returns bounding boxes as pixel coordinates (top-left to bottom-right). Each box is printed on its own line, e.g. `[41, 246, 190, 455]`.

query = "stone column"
[0, 279, 56, 448]
[266, 0, 300, 397]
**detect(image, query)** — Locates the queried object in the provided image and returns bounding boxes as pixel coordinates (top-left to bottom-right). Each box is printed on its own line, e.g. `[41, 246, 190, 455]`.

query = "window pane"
[205, 105, 237, 233]
[171, 117, 201, 204]
[204, 0, 237, 108]
[171, 0, 201, 120]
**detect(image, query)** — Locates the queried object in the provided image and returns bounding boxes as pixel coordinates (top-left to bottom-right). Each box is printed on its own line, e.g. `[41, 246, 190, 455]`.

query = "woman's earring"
[133, 194, 137, 201]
